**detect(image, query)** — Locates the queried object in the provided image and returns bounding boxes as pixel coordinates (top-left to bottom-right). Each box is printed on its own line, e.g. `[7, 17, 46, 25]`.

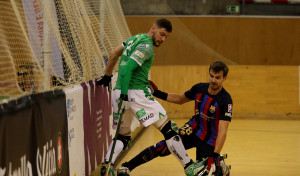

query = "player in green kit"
[97, 18, 205, 176]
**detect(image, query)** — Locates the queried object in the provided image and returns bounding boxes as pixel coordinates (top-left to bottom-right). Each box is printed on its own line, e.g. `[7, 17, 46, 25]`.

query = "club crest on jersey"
[228, 104, 232, 112]
[209, 106, 216, 113]
[134, 50, 144, 58]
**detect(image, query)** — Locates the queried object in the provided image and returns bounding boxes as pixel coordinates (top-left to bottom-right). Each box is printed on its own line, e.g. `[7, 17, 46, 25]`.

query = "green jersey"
[115, 33, 154, 91]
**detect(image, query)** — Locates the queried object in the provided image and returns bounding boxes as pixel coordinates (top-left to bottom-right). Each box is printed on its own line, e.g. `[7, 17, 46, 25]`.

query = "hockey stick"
[105, 101, 126, 176]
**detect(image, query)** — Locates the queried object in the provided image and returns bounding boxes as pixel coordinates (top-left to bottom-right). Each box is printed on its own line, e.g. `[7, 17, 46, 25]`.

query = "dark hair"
[155, 18, 172, 33]
[209, 61, 229, 77]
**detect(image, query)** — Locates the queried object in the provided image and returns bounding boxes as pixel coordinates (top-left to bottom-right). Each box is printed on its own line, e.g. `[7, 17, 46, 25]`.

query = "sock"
[123, 146, 158, 171]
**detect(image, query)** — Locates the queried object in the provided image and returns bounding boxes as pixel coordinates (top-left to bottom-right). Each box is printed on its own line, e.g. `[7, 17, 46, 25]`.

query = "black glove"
[149, 80, 168, 100]
[119, 94, 128, 101]
[97, 75, 112, 87]
[179, 123, 193, 136]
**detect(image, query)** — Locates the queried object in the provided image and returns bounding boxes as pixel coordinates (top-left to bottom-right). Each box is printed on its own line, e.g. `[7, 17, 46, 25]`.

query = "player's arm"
[149, 80, 191, 104]
[97, 44, 125, 87]
[214, 98, 232, 154]
[105, 44, 124, 76]
[120, 59, 139, 95]
[166, 93, 190, 104]
[213, 120, 229, 154]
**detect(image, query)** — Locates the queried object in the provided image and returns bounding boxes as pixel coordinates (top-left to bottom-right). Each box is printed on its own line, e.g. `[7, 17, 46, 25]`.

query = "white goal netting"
[0, 0, 130, 98]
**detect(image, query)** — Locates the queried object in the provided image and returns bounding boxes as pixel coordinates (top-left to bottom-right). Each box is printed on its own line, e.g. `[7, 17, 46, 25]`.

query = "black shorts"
[180, 133, 214, 161]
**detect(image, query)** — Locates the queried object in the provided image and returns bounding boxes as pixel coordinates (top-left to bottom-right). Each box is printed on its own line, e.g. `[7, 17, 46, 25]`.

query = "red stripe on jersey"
[212, 107, 220, 146]
[195, 93, 202, 116]
[191, 122, 198, 130]
[200, 96, 213, 140]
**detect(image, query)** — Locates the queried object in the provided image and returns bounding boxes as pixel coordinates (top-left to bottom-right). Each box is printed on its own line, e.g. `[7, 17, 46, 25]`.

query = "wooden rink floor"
[115, 119, 300, 176]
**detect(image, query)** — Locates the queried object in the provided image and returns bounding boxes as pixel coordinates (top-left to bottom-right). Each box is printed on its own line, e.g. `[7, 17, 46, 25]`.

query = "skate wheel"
[222, 153, 228, 159]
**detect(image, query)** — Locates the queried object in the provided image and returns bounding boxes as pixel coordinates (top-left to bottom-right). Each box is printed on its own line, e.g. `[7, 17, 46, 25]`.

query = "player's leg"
[153, 118, 190, 164]
[153, 118, 206, 176]
[101, 121, 132, 175]
[117, 140, 170, 176]
[128, 90, 205, 176]
[100, 90, 133, 176]
[118, 124, 196, 175]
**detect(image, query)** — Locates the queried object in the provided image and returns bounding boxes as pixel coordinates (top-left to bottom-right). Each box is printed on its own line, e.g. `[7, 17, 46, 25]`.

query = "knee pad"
[154, 140, 171, 157]
[160, 120, 178, 140]
[116, 134, 131, 150]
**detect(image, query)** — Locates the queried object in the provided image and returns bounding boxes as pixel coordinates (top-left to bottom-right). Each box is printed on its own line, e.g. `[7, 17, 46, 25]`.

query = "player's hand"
[179, 124, 193, 136]
[97, 75, 112, 87]
[148, 80, 168, 100]
[149, 80, 158, 93]
[207, 153, 222, 176]
[117, 94, 129, 114]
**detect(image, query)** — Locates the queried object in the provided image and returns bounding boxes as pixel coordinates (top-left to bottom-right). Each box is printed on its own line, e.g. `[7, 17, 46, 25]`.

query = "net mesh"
[0, 0, 131, 97]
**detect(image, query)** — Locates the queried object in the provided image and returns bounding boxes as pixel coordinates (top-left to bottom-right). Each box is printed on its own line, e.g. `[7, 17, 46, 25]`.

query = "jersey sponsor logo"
[136, 108, 146, 119]
[139, 113, 154, 123]
[146, 44, 150, 48]
[134, 50, 144, 59]
[209, 105, 216, 113]
[225, 112, 232, 118]
[200, 112, 215, 121]
[228, 104, 232, 112]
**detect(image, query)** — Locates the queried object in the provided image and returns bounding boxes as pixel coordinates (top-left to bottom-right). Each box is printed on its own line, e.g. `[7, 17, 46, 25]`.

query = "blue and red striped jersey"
[184, 83, 232, 146]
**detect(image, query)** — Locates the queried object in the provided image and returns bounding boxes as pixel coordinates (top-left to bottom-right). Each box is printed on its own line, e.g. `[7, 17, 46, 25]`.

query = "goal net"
[0, 0, 131, 97]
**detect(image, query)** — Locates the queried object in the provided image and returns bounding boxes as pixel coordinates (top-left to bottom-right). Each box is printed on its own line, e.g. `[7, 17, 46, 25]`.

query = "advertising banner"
[31, 90, 69, 176]
[64, 85, 85, 176]
[0, 90, 69, 176]
[81, 80, 112, 176]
